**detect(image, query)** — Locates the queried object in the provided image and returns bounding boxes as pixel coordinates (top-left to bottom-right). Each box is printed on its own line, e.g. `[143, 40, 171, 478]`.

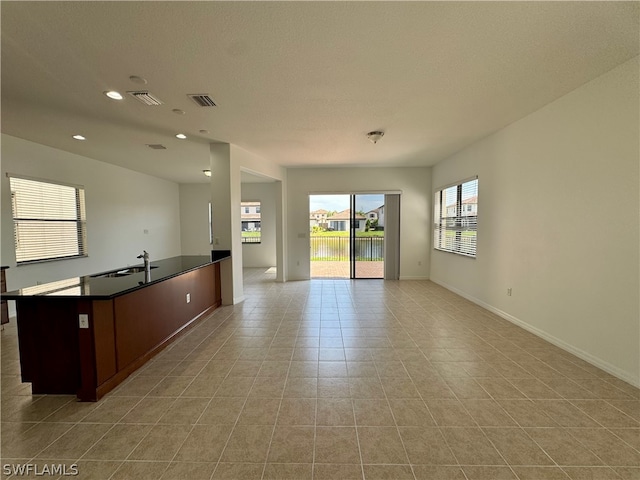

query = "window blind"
[434, 177, 478, 257]
[9, 176, 87, 264]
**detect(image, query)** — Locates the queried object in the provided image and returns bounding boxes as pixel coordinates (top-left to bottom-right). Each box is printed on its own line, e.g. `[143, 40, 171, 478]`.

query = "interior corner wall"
[212, 143, 286, 302]
[286, 167, 432, 281]
[210, 143, 239, 305]
[241, 182, 277, 268]
[0, 134, 182, 298]
[179, 183, 212, 256]
[430, 57, 640, 386]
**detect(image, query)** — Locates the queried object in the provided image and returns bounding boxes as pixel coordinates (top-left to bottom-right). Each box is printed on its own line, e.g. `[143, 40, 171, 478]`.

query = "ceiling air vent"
[127, 91, 164, 106]
[188, 94, 217, 107]
[146, 144, 167, 150]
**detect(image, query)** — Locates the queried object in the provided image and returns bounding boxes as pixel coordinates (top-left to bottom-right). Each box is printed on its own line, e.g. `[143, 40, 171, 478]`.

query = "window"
[241, 201, 261, 244]
[9, 175, 87, 264]
[434, 176, 478, 257]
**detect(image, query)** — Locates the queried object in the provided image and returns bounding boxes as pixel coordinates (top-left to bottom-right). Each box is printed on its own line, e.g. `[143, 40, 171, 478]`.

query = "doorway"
[309, 194, 385, 279]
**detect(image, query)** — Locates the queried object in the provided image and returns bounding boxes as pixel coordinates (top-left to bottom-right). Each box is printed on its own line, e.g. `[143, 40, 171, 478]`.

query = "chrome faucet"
[137, 250, 151, 277]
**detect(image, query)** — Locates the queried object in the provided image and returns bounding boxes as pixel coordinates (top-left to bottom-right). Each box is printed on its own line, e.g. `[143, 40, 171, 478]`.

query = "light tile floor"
[1, 268, 638, 479]
[310, 261, 383, 279]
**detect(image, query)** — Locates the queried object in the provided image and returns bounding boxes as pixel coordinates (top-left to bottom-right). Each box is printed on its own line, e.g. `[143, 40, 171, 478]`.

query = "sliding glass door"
[309, 194, 385, 279]
[350, 194, 385, 279]
[310, 194, 350, 278]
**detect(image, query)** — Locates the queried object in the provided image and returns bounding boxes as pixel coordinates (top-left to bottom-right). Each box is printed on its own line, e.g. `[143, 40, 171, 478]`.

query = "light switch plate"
[78, 314, 89, 329]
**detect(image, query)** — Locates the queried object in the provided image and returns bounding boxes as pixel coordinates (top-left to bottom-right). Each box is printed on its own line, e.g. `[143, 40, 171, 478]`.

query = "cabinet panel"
[114, 264, 216, 370]
[1, 267, 8, 325]
[93, 300, 117, 384]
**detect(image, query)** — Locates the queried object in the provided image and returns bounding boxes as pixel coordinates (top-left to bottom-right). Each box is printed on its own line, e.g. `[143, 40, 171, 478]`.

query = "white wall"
[430, 58, 639, 385]
[241, 182, 277, 268]
[209, 143, 287, 303]
[229, 144, 286, 285]
[179, 183, 212, 256]
[286, 167, 431, 281]
[1, 134, 182, 294]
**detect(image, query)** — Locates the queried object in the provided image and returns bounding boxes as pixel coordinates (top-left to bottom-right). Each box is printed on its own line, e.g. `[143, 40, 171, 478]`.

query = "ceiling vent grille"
[188, 94, 217, 107]
[128, 91, 164, 106]
[146, 144, 167, 150]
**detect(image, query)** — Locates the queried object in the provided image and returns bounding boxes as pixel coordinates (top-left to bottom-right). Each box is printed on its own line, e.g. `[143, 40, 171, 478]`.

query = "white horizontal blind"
[434, 177, 478, 257]
[9, 176, 87, 264]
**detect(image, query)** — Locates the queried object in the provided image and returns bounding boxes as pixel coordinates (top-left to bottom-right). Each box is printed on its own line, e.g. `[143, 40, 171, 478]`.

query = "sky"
[309, 194, 384, 214]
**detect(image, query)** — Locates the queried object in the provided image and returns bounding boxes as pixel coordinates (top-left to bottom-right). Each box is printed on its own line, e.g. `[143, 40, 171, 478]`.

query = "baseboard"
[232, 295, 245, 305]
[431, 279, 639, 388]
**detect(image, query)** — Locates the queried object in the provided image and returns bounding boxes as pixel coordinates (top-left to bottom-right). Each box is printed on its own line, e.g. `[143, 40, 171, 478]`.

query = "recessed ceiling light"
[199, 129, 210, 134]
[203, 169, 212, 177]
[104, 91, 123, 100]
[172, 109, 185, 115]
[175, 133, 187, 139]
[72, 134, 86, 140]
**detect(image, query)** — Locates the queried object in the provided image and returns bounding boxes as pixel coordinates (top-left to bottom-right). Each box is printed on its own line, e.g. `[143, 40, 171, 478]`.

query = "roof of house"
[329, 209, 366, 220]
[447, 195, 478, 208]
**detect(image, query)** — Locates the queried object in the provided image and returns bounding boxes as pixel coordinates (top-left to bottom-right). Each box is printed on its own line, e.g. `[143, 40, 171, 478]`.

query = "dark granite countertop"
[2, 253, 230, 300]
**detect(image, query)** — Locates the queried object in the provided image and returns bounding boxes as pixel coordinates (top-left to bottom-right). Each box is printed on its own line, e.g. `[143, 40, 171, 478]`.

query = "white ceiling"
[2, 2, 638, 184]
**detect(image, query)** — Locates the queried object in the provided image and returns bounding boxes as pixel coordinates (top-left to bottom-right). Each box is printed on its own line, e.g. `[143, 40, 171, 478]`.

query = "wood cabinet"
[1, 266, 8, 325]
[11, 261, 222, 401]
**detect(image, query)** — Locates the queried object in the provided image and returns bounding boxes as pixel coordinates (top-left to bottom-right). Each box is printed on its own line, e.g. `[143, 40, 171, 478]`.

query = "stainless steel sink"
[92, 266, 158, 278]
[100, 271, 132, 277]
[124, 266, 158, 273]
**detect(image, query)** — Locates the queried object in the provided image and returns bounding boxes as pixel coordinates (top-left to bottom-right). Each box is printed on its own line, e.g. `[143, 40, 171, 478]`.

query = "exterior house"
[327, 209, 366, 232]
[366, 205, 385, 229]
[445, 195, 477, 217]
[446, 195, 478, 227]
[309, 209, 329, 230]
[241, 201, 261, 232]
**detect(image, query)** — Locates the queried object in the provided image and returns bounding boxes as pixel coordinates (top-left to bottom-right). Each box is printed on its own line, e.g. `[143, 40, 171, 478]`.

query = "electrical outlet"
[507, 288, 512, 296]
[214, 237, 220, 245]
[186, 293, 191, 303]
[78, 314, 89, 329]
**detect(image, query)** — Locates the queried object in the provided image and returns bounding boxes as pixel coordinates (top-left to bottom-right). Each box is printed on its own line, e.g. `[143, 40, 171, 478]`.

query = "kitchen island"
[2, 253, 230, 401]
